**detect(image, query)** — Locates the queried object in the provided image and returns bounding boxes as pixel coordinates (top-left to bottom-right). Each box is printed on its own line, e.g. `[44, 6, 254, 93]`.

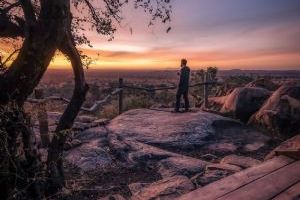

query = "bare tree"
[0, 0, 171, 198]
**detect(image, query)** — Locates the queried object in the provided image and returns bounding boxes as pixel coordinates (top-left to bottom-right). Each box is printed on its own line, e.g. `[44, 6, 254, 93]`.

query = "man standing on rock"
[175, 59, 190, 112]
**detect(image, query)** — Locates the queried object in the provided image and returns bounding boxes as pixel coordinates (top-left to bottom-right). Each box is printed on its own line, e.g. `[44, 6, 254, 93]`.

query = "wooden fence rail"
[27, 88, 122, 114]
[117, 74, 222, 114]
[28, 77, 221, 115]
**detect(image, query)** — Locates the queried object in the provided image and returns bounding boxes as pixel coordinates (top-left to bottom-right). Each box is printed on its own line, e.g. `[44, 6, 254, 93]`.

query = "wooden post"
[118, 78, 123, 115]
[35, 89, 50, 147]
[203, 72, 208, 109]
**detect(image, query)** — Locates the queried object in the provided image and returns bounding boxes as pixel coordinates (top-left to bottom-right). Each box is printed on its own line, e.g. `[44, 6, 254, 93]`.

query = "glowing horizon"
[48, 47, 300, 70]
[2, 0, 300, 70]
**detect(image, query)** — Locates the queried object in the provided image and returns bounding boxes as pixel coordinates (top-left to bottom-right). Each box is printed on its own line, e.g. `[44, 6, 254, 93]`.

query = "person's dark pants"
[175, 89, 190, 111]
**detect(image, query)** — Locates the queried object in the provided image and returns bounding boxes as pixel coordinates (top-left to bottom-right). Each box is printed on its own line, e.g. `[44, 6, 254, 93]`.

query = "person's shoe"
[173, 109, 180, 113]
[185, 108, 192, 112]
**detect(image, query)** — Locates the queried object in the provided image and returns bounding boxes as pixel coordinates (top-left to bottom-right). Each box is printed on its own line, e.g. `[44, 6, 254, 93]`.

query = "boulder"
[129, 183, 150, 196]
[65, 126, 112, 171]
[107, 109, 271, 157]
[47, 111, 62, 125]
[246, 78, 278, 91]
[74, 126, 108, 142]
[130, 176, 194, 200]
[265, 134, 300, 160]
[206, 163, 242, 172]
[243, 142, 265, 152]
[65, 139, 113, 171]
[212, 87, 271, 122]
[249, 81, 300, 138]
[72, 122, 93, 131]
[64, 139, 82, 151]
[107, 109, 270, 164]
[157, 156, 209, 178]
[208, 143, 237, 152]
[107, 109, 218, 150]
[99, 194, 126, 200]
[93, 118, 110, 126]
[191, 170, 230, 188]
[75, 115, 97, 123]
[220, 155, 261, 168]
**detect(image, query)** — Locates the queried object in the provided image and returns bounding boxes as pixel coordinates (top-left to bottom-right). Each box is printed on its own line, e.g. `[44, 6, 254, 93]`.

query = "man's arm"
[177, 69, 181, 76]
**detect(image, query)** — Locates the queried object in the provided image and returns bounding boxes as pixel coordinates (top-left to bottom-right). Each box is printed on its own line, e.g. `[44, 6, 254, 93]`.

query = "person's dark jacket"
[178, 66, 190, 91]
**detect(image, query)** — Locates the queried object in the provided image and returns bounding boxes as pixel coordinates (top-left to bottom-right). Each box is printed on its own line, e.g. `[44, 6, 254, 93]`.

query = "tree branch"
[19, 0, 36, 23]
[0, 13, 24, 37]
[1, 2, 21, 14]
[26, 88, 122, 113]
[1, 49, 20, 67]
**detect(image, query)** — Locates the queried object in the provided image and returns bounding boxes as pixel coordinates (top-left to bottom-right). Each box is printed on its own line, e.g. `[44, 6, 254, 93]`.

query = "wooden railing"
[28, 75, 221, 115]
[117, 72, 221, 114]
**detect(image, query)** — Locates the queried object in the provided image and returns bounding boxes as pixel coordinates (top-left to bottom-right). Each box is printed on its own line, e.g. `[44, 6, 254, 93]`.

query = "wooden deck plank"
[177, 156, 294, 200]
[272, 181, 300, 200]
[217, 161, 300, 200]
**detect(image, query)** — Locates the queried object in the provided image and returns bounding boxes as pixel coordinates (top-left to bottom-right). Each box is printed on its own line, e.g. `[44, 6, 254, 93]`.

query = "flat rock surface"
[107, 109, 218, 149]
[220, 155, 262, 168]
[191, 170, 230, 188]
[206, 163, 242, 172]
[130, 175, 194, 200]
[65, 126, 112, 171]
[107, 109, 274, 159]
[158, 156, 209, 178]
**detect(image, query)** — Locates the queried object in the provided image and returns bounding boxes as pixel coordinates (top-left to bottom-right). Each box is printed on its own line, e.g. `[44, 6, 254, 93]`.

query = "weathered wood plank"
[177, 156, 294, 200]
[217, 161, 300, 200]
[272, 181, 300, 200]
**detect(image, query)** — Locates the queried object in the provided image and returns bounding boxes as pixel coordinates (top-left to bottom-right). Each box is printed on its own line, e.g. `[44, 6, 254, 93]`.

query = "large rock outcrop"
[107, 109, 225, 150]
[64, 109, 275, 173]
[107, 109, 272, 156]
[208, 87, 271, 122]
[106, 109, 275, 167]
[61, 109, 279, 199]
[249, 82, 300, 138]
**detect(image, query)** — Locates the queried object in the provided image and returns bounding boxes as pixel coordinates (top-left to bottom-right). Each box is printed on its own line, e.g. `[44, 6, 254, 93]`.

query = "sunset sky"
[2, 0, 300, 70]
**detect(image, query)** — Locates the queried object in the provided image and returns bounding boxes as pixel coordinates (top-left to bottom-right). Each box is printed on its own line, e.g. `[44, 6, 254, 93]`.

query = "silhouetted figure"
[175, 59, 190, 112]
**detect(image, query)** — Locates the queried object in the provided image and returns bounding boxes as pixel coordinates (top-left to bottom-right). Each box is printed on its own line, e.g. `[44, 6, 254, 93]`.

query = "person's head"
[181, 59, 187, 67]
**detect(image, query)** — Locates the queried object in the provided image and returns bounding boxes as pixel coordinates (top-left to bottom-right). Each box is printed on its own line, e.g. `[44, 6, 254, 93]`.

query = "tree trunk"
[46, 33, 89, 196]
[0, 0, 87, 198]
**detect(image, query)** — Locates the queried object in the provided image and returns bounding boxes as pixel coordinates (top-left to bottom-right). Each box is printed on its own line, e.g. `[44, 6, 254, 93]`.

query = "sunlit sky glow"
[3, 0, 300, 70]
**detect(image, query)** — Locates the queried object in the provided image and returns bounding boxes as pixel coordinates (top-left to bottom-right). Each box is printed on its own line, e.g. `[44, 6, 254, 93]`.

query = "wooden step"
[177, 156, 294, 200]
[272, 181, 300, 200]
[217, 160, 300, 200]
